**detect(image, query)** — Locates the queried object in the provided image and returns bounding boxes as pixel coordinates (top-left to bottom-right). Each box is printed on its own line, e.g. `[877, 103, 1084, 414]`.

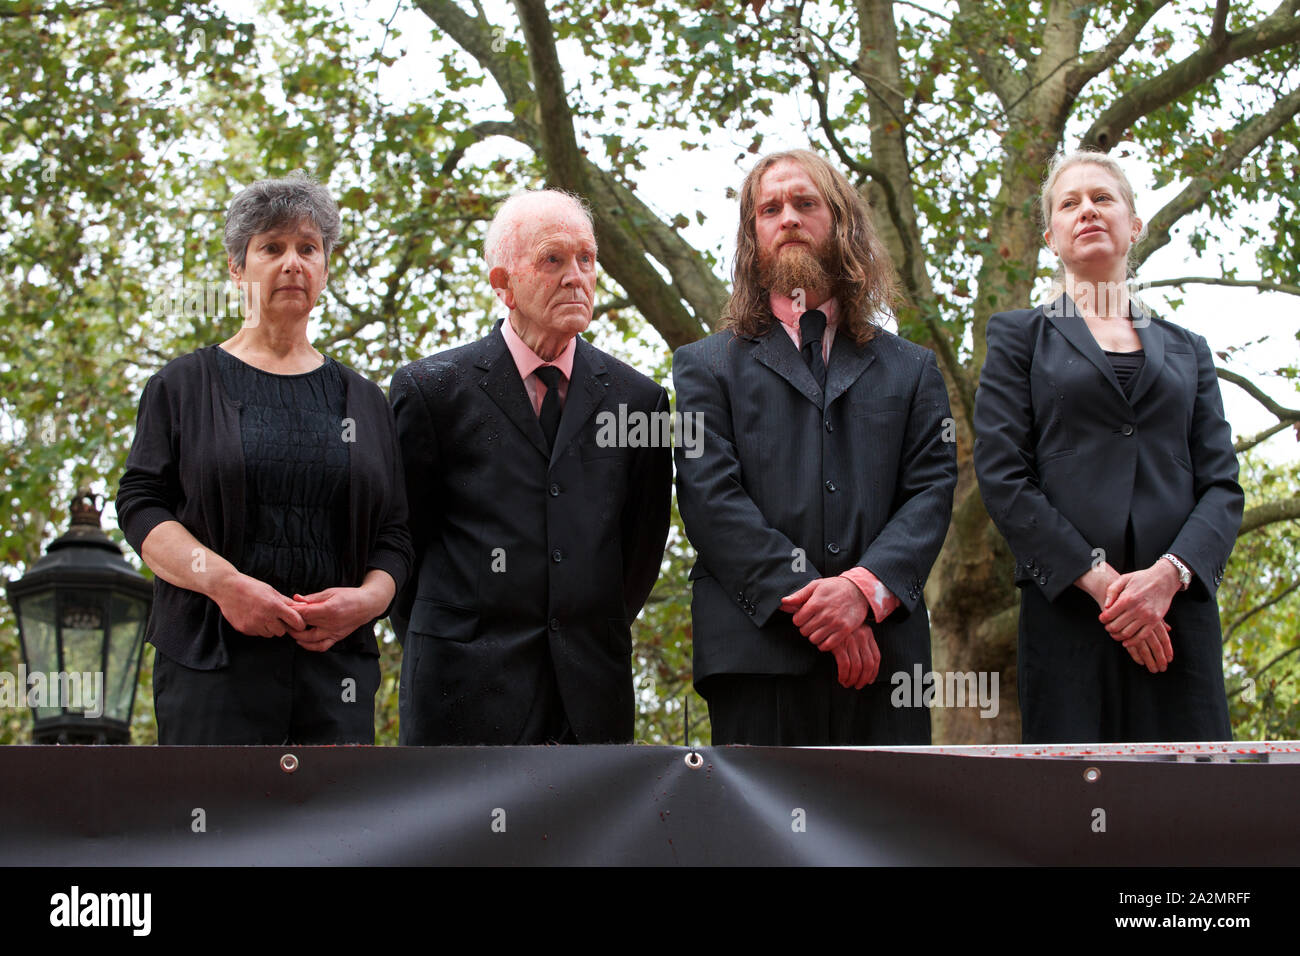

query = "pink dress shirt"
[501, 314, 576, 414]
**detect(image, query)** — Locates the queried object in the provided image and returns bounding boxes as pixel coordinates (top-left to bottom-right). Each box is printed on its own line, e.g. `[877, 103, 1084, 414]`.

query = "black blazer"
[672, 322, 957, 688]
[973, 295, 1243, 602]
[389, 325, 672, 744]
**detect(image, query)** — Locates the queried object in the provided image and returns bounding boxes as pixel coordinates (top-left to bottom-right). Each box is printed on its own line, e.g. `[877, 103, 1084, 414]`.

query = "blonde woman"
[974, 151, 1242, 743]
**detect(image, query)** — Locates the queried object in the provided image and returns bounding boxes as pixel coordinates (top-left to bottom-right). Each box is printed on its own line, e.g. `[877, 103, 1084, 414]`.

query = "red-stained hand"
[781, 577, 872, 651]
[830, 624, 881, 689]
[286, 586, 386, 653]
[1118, 620, 1174, 673]
[1100, 563, 1181, 644]
[213, 572, 305, 637]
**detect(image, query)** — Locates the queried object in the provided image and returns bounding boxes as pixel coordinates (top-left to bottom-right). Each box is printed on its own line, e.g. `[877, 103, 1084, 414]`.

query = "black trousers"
[703, 654, 913, 746]
[398, 631, 578, 745]
[152, 636, 380, 745]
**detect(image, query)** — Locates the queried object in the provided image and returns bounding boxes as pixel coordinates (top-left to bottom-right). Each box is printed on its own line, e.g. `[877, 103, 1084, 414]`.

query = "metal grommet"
[280, 753, 299, 773]
[684, 751, 703, 770]
[1084, 766, 1100, 782]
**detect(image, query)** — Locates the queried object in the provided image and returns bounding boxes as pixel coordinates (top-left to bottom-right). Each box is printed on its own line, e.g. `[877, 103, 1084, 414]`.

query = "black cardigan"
[116, 345, 413, 669]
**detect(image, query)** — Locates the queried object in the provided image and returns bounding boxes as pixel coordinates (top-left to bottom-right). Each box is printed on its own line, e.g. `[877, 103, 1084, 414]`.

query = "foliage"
[1223, 455, 1300, 739]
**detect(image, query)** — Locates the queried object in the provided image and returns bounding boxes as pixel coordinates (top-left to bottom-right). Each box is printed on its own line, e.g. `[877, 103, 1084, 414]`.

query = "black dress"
[973, 296, 1242, 743]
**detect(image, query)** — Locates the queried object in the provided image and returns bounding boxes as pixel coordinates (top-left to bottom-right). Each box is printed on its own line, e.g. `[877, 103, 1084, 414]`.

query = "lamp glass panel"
[106, 593, 148, 722]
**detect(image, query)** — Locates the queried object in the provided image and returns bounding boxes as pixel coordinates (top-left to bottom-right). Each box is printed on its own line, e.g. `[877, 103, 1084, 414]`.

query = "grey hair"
[484, 189, 595, 272]
[223, 170, 341, 269]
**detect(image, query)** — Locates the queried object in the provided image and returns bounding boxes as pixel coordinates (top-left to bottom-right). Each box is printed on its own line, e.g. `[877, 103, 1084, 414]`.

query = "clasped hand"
[1078, 561, 1181, 673]
[214, 573, 384, 652]
[781, 577, 880, 690]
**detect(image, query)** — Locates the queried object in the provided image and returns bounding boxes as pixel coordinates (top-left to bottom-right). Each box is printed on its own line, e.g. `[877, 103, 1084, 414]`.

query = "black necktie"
[535, 365, 564, 450]
[800, 309, 828, 391]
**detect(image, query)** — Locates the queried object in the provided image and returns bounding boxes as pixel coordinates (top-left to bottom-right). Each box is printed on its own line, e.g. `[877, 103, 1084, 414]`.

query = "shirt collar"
[501, 314, 577, 382]
[769, 293, 840, 334]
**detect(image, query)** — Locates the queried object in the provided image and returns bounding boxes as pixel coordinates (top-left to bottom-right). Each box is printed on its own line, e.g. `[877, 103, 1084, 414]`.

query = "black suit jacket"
[389, 324, 672, 744]
[672, 322, 957, 695]
[973, 295, 1243, 602]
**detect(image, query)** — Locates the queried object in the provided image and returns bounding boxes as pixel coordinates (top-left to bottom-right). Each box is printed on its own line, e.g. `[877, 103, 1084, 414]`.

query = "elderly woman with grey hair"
[117, 172, 412, 744]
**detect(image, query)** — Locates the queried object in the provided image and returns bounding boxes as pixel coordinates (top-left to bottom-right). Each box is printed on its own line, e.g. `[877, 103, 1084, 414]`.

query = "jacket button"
[1121, 423, 1135, 436]
[824, 419, 833, 432]
[549, 618, 560, 631]
[826, 543, 841, 555]
[549, 483, 561, 496]
[551, 549, 563, 563]
[825, 480, 837, 492]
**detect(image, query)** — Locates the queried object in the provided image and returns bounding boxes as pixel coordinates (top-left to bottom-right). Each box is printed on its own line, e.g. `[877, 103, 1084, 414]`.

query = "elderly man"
[390, 189, 671, 745]
[673, 150, 957, 746]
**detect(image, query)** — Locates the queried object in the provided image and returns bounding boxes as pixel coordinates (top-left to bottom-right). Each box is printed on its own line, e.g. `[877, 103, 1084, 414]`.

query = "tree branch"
[1236, 420, 1295, 455]
[438, 120, 521, 177]
[1081, 0, 1300, 150]
[1239, 496, 1300, 536]
[953, 0, 1027, 106]
[1227, 645, 1300, 700]
[412, 0, 534, 108]
[1217, 367, 1300, 422]
[1067, 0, 1172, 95]
[592, 296, 630, 320]
[415, 0, 715, 346]
[1209, 0, 1230, 44]
[1143, 275, 1300, 298]
[1135, 84, 1300, 264]
[799, 48, 881, 183]
[1226, 574, 1300, 639]
[512, 0, 588, 194]
[509, 0, 707, 347]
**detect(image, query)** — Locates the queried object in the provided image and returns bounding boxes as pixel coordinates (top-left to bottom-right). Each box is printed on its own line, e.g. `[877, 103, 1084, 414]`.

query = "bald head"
[486, 189, 599, 362]
[485, 189, 596, 272]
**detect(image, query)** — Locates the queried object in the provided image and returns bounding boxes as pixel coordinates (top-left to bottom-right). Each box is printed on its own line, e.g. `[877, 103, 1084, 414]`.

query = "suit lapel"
[474, 326, 551, 460]
[1044, 293, 1125, 399]
[550, 338, 607, 467]
[751, 325, 823, 407]
[824, 331, 875, 408]
[1128, 300, 1164, 406]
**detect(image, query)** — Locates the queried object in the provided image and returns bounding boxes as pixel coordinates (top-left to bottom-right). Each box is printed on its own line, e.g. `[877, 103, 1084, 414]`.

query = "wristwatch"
[1160, 553, 1191, 591]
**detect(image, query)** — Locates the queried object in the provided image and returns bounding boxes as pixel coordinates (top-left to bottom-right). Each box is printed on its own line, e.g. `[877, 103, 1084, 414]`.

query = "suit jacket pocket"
[580, 438, 625, 461]
[1037, 447, 1078, 466]
[408, 598, 479, 643]
[851, 395, 909, 417]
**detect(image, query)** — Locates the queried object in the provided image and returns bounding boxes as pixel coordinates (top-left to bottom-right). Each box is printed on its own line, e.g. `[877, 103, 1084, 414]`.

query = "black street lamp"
[5, 491, 153, 744]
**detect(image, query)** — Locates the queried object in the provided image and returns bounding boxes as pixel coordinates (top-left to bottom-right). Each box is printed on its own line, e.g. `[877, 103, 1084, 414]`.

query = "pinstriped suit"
[672, 321, 958, 743]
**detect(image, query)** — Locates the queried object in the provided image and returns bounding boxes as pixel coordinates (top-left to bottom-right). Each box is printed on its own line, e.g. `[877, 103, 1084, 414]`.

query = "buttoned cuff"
[841, 567, 901, 623]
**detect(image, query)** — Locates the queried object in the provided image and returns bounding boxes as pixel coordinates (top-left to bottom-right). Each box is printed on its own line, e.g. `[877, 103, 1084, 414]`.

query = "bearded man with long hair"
[673, 150, 957, 746]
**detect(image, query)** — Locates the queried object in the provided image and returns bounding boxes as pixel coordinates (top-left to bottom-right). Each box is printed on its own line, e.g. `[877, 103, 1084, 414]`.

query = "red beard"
[758, 233, 835, 300]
